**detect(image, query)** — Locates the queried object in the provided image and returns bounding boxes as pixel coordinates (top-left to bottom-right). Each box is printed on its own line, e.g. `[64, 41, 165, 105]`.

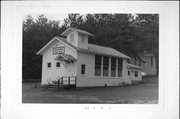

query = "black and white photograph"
[1, 1, 179, 119]
[22, 13, 159, 104]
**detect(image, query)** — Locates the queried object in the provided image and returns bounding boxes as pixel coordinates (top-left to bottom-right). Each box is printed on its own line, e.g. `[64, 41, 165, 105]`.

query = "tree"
[23, 13, 159, 80]
[63, 14, 84, 28]
[133, 14, 159, 75]
[22, 14, 65, 81]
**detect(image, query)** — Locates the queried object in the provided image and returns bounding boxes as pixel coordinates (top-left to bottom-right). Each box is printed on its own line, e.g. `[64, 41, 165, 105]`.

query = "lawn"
[22, 76, 158, 104]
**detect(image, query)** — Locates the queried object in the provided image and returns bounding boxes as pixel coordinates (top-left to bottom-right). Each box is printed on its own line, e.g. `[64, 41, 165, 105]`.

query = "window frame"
[128, 70, 130, 76]
[111, 57, 116, 77]
[103, 56, 109, 77]
[135, 71, 138, 77]
[56, 62, 61, 68]
[47, 62, 51, 68]
[81, 64, 86, 75]
[118, 58, 123, 77]
[95, 55, 102, 76]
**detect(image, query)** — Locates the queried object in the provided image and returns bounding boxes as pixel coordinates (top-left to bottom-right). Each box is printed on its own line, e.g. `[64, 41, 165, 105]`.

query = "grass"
[22, 76, 158, 104]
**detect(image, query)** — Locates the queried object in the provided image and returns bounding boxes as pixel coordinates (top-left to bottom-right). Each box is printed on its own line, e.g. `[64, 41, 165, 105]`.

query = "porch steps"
[47, 76, 77, 89]
[47, 84, 75, 89]
[47, 84, 58, 89]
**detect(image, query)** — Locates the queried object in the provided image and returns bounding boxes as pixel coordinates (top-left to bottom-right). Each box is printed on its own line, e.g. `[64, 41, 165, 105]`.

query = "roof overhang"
[61, 28, 75, 36]
[54, 54, 76, 63]
[127, 63, 142, 70]
[77, 48, 131, 59]
[36, 37, 77, 55]
[61, 28, 94, 37]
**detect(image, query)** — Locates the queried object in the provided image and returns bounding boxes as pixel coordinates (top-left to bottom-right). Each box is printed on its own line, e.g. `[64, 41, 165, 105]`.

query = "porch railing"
[58, 76, 77, 88]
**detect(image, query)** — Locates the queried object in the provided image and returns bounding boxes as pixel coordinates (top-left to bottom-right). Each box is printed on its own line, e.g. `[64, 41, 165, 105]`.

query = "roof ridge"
[88, 43, 116, 50]
[55, 36, 78, 50]
[88, 43, 130, 59]
[55, 36, 66, 39]
[37, 36, 130, 59]
[69, 27, 94, 36]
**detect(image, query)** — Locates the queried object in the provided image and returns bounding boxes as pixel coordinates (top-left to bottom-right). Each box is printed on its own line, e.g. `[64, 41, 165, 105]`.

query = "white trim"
[54, 37, 78, 52]
[61, 28, 78, 36]
[47, 62, 51, 68]
[108, 57, 111, 77]
[60, 54, 69, 61]
[116, 58, 118, 77]
[36, 37, 77, 55]
[101, 55, 103, 77]
[127, 63, 142, 69]
[55, 62, 61, 68]
[81, 64, 86, 75]
[61, 27, 94, 37]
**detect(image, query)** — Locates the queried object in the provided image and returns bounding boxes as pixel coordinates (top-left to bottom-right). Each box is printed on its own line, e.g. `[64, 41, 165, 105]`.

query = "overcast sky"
[23, 13, 137, 26]
[23, 14, 69, 25]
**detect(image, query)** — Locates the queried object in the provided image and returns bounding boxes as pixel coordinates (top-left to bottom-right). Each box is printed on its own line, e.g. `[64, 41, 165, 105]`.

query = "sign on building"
[52, 47, 65, 54]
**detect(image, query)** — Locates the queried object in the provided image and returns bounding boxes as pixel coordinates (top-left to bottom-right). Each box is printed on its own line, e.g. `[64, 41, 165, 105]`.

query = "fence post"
[68, 77, 70, 85]
[57, 79, 59, 88]
[61, 77, 63, 87]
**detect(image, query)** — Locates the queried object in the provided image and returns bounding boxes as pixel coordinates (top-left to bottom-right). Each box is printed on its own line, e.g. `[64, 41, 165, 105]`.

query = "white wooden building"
[37, 28, 142, 87]
[140, 53, 157, 75]
[129, 53, 157, 76]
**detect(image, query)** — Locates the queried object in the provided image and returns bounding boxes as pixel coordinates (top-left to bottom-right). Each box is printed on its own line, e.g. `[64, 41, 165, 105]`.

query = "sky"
[23, 14, 69, 26]
[23, 13, 88, 26]
[23, 13, 137, 26]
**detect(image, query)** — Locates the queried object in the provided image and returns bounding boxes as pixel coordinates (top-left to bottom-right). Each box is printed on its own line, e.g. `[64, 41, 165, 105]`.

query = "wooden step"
[47, 84, 58, 88]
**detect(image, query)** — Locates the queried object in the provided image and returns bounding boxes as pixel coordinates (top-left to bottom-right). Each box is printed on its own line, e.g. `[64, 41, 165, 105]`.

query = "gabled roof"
[54, 54, 76, 62]
[61, 27, 94, 36]
[127, 63, 142, 69]
[86, 44, 130, 59]
[36, 37, 130, 59]
[36, 37, 78, 55]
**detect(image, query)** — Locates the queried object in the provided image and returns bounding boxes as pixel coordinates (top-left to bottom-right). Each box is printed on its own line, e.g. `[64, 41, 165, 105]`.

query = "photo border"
[1, 1, 179, 119]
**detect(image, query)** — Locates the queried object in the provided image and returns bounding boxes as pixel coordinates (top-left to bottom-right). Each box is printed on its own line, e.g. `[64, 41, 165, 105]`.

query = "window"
[135, 71, 138, 77]
[128, 71, 130, 75]
[81, 35, 85, 43]
[118, 58, 123, 77]
[81, 64, 86, 75]
[95, 55, 102, 76]
[70, 34, 74, 42]
[111, 57, 116, 77]
[151, 56, 153, 66]
[56, 62, 60, 67]
[103, 56, 109, 76]
[47, 62, 51, 68]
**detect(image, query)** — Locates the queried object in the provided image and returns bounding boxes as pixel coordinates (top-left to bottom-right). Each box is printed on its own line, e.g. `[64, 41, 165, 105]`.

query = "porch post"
[116, 58, 118, 77]
[109, 57, 111, 77]
[101, 55, 103, 77]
